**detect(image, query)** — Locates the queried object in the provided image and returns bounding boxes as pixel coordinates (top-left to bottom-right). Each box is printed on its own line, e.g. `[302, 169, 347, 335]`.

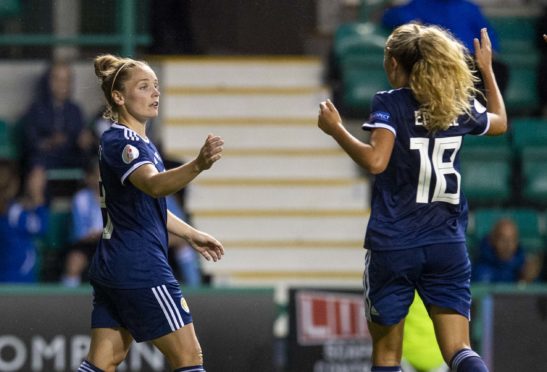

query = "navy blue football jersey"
[362, 88, 489, 251]
[89, 123, 177, 288]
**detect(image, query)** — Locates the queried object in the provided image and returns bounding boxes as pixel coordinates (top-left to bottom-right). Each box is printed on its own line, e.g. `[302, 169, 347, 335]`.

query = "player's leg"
[79, 327, 133, 372]
[429, 306, 487, 371]
[418, 243, 488, 372]
[152, 323, 204, 371]
[364, 249, 420, 371]
[368, 319, 405, 370]
[79, 281, 133, 372]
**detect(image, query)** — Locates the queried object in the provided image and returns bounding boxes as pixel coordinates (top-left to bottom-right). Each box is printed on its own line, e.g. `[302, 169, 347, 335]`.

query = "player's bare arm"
[473, 28, 507, 136]
[166, 210, 224, 262]
[318, 99, 395, 174]
[129, 134, 223, 197]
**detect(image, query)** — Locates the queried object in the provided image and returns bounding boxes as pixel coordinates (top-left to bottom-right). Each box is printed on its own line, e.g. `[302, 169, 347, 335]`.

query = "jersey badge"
[122, 144, 140, 164]
[181, 297, 190, 313]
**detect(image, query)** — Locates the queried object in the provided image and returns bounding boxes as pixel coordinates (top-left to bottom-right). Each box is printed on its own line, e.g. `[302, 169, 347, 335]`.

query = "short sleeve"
[101, 134, 154, 185]
[468, 99, 490, 136]
[362, 93, 397, 136]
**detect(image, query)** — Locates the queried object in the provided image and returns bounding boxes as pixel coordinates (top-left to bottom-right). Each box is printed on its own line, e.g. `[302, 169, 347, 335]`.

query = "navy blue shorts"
[363, 243, 471, 325]
[90, 281, 193, 342]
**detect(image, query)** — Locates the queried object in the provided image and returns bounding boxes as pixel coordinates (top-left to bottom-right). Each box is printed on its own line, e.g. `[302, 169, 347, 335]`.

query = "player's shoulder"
[102, 123, 144, 144]
[375, 87, 409, 97]
[374, 87, 412, 104]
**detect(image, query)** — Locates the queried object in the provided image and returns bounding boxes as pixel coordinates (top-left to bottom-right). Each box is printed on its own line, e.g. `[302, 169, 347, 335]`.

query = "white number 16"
[410, 136, 462, 205]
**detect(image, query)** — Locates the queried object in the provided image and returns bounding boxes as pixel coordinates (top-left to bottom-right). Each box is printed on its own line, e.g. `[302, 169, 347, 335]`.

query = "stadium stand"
[460, 134, 513, 206]
[512, 118, 547, 205]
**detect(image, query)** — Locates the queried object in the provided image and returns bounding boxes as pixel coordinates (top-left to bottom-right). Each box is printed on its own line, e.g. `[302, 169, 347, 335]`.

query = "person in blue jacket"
[472, 218, 542, 284]
[18, 60, 95, 173]
[0, 161, 48, 283]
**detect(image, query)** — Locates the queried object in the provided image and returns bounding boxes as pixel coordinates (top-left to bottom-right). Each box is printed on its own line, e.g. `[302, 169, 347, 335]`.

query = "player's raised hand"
[196, 134, 223, 171]
[187, 229, 225, 262]
[473, 28, 493, 73]
[318, 99, 343, 136]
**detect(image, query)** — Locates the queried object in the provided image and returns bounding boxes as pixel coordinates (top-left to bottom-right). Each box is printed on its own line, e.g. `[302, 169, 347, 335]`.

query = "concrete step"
[210, 270, 364, 288]
[202, 246, 364, 272]
[176, 151, 359, 179]
[160, 56, 323, 88]
[186, 178, 369, 210]
[192, 209, 369, 241]
[162, 118, 338, 151]
[162, 88, 329, 119]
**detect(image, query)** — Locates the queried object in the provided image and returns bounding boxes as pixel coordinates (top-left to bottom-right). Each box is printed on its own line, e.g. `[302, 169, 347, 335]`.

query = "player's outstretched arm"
[130, 134, 224, 197]
[474, 28, 507, 136]
[167, 210, 224, 262]
[317, 99, 394, 174]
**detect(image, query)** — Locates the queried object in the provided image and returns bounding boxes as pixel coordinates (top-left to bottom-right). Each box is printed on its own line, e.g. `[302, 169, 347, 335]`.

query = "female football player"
[318, 25, 506, 372]
[78, 54, 224, 372]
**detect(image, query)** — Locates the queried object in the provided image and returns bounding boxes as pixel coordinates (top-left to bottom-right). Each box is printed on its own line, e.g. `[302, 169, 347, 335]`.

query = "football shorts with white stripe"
[90, 280, 193, 342]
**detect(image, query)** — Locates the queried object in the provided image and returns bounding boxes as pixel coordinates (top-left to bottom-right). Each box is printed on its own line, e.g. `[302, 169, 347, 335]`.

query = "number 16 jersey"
[362, 88, 489, 251]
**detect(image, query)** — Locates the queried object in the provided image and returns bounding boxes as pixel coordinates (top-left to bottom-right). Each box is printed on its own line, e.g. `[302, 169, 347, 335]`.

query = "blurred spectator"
[162, 153, 202, 286]
[18, 60, 95, 174]
[167, 194, 203, 287]
[472, 218, 542, 284]
[537, 6, 547, 117]
[0, 162, 48, 283]
[61, 159, 102, 287]
[381, 0, 509, 96]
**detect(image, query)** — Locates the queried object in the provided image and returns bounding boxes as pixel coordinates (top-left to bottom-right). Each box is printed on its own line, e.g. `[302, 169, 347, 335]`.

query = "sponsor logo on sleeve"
[370, 111, 391, 122]
[122, 144, 140, 164]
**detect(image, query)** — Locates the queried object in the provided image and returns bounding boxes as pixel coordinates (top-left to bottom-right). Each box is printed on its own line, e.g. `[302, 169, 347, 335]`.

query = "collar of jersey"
[112, 123, 150, 143]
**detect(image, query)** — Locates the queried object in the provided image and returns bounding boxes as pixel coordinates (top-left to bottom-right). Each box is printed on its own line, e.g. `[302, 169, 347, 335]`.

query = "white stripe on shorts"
[152, 287, 183, 332]
[78, 361, 95, 372]
[363, 249, 372, 321]
[159, 285, 184, 327]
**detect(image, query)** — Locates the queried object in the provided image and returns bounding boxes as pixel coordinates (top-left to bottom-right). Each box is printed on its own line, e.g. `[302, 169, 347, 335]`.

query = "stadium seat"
[0, 0, 21, 18]
[470, 208, 544, 254]
[460, 134, 513, 206]
[512, 118, 547, 151]
[332, 22, 390, 116]
[521, 148, 547, 205]
[488, 16, 540, 115]
[462, 133, 512, 160]
[36, 209, 72, 281]
[341, 59, 390, 116]
[0, 119, 16, 159]
[460, 156, 512, 206]
[488, 16, 538, 53]
[42, 210, 72, 251]
[503, 66, 540, 115]
[333, 22, 388, 61]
